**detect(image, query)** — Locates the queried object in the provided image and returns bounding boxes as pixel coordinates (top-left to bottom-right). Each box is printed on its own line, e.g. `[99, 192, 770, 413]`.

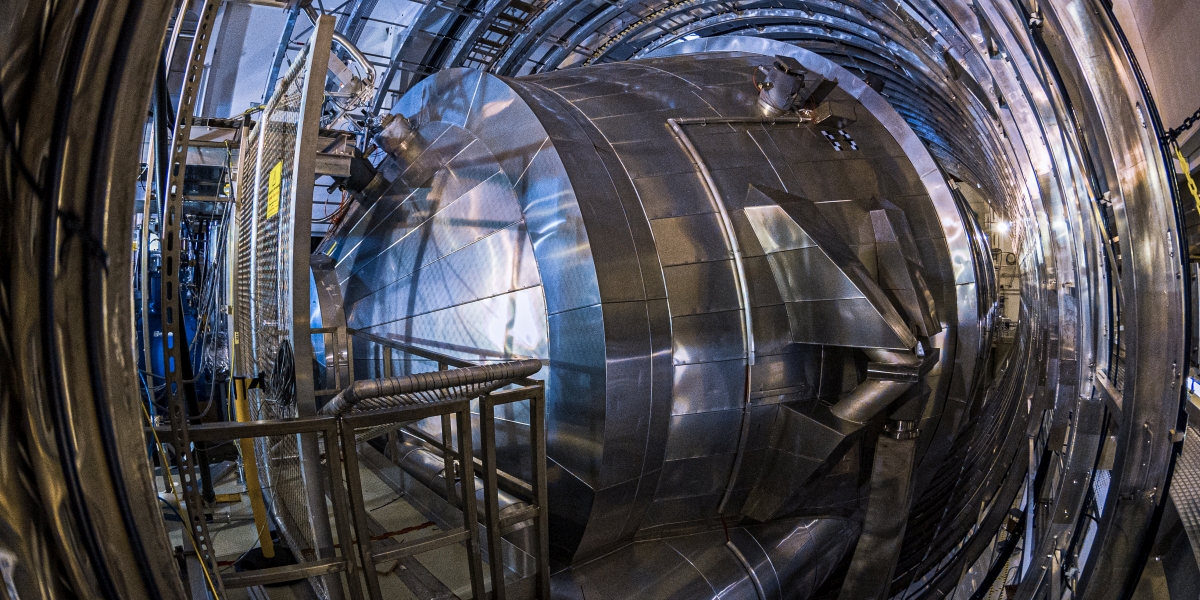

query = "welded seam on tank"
[338, 166, 512, 290]
[724, 539, 768, 600]
[528, 81, 672, 534]
[331, 125, 463, 268]
[662, 538, 722, 596]
[336, 138, 488, 277]
[667, 118, 755, 515]
[745, 531, 783, 599]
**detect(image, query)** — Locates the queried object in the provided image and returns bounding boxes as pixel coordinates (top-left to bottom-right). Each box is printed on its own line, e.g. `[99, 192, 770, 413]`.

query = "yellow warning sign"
[266, 161, 283, 218]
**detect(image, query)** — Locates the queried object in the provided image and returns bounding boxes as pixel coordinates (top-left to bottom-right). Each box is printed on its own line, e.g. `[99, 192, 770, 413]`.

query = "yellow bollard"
[234, 377, 275, 558]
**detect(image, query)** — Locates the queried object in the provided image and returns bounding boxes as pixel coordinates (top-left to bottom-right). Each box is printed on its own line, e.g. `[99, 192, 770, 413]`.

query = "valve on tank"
[754, 55, 807, 115]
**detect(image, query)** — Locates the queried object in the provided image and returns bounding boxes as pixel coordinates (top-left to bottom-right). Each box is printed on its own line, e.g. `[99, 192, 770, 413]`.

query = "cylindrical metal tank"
[319, 37, 984, 596]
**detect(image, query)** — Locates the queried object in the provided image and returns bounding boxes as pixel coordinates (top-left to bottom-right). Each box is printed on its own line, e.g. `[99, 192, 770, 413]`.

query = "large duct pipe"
[829, 348, 923, 424]
[555, 517, 859, 599]
[320, 39, 973, 596]
[320, 358, 542, 415]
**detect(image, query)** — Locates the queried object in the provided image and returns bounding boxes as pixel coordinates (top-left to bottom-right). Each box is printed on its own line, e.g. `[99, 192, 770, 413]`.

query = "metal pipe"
[320, 358, 543, 416]
[829, 348, 921, 424]
[233, 377, 276, 558]
[303, 3, 377, 124]
[667, 117, 757, 515]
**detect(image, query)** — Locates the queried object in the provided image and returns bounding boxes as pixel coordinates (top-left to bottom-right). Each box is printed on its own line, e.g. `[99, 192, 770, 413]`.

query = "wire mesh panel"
[234, 126, 259, 379]
[232, 16, 337, 594]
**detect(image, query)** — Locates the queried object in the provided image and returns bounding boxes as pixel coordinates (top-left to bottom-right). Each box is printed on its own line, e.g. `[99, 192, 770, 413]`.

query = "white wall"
[1112, 0, 1200, 160]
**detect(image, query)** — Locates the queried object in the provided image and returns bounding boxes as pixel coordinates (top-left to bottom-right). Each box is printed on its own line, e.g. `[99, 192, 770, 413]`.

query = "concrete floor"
[155, 447, 481, 599]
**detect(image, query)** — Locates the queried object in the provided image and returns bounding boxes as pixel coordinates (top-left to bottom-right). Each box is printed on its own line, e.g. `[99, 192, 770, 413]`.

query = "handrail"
[319, 358, 543, 416]
[346, 327, 544, 386]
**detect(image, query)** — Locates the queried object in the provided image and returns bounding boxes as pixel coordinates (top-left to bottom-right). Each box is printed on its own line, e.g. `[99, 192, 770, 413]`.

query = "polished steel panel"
[650, 214, 734, 266]
[331, 46, 970, 587]
[672, 360, 748, 415]
[744, 186, 917, 350]
[661, 260, 742, 317]
[663, 410, 745, 460]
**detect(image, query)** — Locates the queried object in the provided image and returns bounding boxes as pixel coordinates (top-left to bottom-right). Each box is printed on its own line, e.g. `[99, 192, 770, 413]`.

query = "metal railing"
[318, 326, 549, 600]
[154, 416, 361, 596]
[152, 328, 550, 599]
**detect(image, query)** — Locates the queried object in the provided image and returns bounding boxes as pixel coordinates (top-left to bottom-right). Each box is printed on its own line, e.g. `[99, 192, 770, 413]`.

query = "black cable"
[268, 341, 296, 408]
[0, 82, 49, 200]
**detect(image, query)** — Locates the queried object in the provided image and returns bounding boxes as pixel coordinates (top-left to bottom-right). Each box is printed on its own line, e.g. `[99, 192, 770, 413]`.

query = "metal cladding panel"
[591, 108, 715, 144]
[656, 454, 739, 500]
[346, 223, 539, 325]
[610, 137, 698, 179]
[771, 405, 847, 460]
[644, 493, 727, 528]
[644, 297, 675, 471]
[572, 539, 715, 599]
[649, 214, 733, 266]
[748, 303, 793, 358]
[786, 297, 912, 349]
[547, 303, 607, 489]
[464, 74, 555, 185]
[513, 142, 602, 314]
[663, 409, 744, 460]
[631, 172, 717, 220]
[342, 168, 523, 306]
[549, 140, 647, 304]
[770, 247, 872, 301]
[547, 456, 598, 557]
[619, 471, 662, 542]
[339, 46, 972, 568]
[671, 310, 746, 364]
[740, 207, 819, 253]
[598, 300, 655, 488]
[401, 67, 482, 129]
[661, 260, 742, 317]
[751, 346, 820, 398]
[672, 359, 747, 415]
[360, 286, 548, 362]
[744, 187, 917, 349]
[662, 532, 760, 599]
[581, 476, 641, 555]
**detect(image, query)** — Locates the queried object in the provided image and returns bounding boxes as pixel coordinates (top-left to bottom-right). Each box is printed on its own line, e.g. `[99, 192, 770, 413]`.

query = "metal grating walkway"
[1169, 425, 1200, 561]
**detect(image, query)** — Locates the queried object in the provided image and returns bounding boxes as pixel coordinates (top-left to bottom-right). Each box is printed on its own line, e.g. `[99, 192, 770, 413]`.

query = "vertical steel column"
[158, 0, 223, 591]
[440, 363, 458, 508]
[323, 422, 365, 599]
[340, 419, 383, 599]
[479, 394, 506, 599]
[457, 407, 489, 598]
[139, 126, 154, 391]
[530, 383, 551, 599]
[291, 16, 342, 600]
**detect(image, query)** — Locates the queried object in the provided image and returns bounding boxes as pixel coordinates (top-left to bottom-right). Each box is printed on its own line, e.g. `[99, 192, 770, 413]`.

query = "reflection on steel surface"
[317, 37, 978, 598]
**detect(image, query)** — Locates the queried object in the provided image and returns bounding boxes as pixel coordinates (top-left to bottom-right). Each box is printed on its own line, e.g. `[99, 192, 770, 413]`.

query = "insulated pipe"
[558, 517, 859, 599]
[302, 4, 376, 118]
[829, 348, 922, 424]
[320, 359, 544, 415]
[392, 440, 529, 523]
[233, 377, 275, 558]
[837, 425, 921, 600]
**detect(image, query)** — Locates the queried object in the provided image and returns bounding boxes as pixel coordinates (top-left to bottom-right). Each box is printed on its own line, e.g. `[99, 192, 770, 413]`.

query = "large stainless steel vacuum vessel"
[318, 37, 989, 598]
